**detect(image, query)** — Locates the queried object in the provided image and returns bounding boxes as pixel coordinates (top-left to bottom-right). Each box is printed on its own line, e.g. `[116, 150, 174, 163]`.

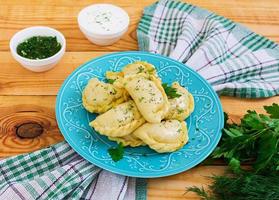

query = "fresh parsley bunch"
[213, 103, 279, 174]
[187, 103, 279, 200]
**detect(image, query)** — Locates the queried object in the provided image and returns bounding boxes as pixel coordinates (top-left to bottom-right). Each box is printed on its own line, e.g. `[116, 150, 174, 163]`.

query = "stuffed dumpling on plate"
[105, 71, 130, 99]
[90, 100, 145, 137]
[165, 82, 194, 121]
[105, 60, 157, 89]
[108, 134, 145, 147]
[82, 78, 126, 113]
[122, 61, 157, 77]
[133, 120, 188, 153]
[124, 74, 169, 123]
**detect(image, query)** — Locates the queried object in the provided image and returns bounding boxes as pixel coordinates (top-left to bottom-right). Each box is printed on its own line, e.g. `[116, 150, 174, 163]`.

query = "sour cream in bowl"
[78, 4, 130, 46]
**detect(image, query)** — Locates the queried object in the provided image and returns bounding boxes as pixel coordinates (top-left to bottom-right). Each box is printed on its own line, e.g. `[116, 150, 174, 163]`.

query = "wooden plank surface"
[0, 52, 104, 95]
[1, 0, 279, 199]
[0, 96, 64, 157]
[148, 165, 226, 200]
[0, 0, 279, 52]
[1, 95, 278, 157]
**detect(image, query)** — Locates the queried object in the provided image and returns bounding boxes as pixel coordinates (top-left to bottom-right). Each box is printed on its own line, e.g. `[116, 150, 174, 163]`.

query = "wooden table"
[0, 0, 278, 199]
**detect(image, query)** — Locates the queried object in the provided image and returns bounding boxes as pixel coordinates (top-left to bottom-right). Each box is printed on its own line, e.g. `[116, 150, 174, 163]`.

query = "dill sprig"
[187, 173, 279, 200]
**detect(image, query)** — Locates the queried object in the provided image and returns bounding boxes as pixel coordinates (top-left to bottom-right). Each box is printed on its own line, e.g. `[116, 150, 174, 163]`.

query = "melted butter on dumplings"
[133, 120, 188, 153]
[124, 74, 169, 123]
[165, 82, 194, 121]
[90, 100, 145, 137]
[108, 134, 144, 147]
[82, 78, 126, 113]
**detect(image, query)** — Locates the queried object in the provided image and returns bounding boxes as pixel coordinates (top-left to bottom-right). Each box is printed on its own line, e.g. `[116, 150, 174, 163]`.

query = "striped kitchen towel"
[0, 142, 146, 200]
[137, 0, 279, 98]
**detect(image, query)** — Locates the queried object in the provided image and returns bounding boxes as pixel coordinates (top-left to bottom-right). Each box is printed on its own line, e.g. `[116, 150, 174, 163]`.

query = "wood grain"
[0, 96, 63, 157]
[0, 52, 104, 95]
[148, 165, 226, 200]
[1, 95, 278, 157]
[1, 0, 279, 52]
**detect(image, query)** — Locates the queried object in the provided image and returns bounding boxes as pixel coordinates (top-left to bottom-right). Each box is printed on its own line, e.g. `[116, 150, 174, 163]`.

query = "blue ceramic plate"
[56, 51, 224, 178]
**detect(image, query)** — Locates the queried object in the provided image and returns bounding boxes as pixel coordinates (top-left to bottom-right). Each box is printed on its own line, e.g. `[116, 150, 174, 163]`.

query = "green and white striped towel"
[1, 0, 279, 199]
[138, 0, 279, 98]
[0, 142, 146, 200]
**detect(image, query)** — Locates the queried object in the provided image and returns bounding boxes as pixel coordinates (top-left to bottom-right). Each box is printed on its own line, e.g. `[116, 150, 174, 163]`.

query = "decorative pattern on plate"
[56, 51, 224, 178]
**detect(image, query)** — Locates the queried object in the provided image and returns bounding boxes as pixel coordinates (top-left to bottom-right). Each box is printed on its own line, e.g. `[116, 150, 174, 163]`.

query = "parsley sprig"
[213, 103, 279, 173]
[162, 83, 181, 99]
[108, 143, 124, 162]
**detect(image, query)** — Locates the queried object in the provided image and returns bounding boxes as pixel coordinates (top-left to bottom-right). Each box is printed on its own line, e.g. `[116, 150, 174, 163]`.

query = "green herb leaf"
[228, 157, 241, 174]
[212, 104, 279, 173]
[177, 109, 184, 114]
[107, 79, 115, 84]
[264, 103, 279, 119]
[241, 110, 266, 130]
[137, 65, 145, 73]
[108, 143, 124, 162]
[16, 36, 61, 59]
[253, 132, 279, 172]
[162, 83, 181, 99]
[223, 128, 243, 138]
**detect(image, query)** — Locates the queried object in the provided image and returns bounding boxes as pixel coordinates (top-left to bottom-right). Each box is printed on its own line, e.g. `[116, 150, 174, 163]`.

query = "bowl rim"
[9, 26, 66, 63]
[77, 3, 130, 37]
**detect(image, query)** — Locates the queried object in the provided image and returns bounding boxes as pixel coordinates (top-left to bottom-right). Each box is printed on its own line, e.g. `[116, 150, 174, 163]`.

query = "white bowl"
[78, 4, 130, 46]
[10, 26, 66, 72]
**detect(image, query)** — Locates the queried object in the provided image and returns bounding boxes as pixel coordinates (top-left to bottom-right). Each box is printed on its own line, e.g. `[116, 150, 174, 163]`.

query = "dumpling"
[123, 74, 169, 123]
[105, 60, 157, 91]
[165, 82, 194, 121]
[133, 120, 188, 153]
[105, 71, 124, 88]
[105, 71, 130, 100]
[82, 78, 126, 113]
[106, 71, 124, 81]
[122, 61, 157, 77]
[90, 100, 145, 137]
[108, 134, 144, 147]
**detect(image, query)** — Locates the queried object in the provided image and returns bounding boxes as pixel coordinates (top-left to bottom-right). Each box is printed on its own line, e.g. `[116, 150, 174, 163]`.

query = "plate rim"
[55, 51, 224, 178]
